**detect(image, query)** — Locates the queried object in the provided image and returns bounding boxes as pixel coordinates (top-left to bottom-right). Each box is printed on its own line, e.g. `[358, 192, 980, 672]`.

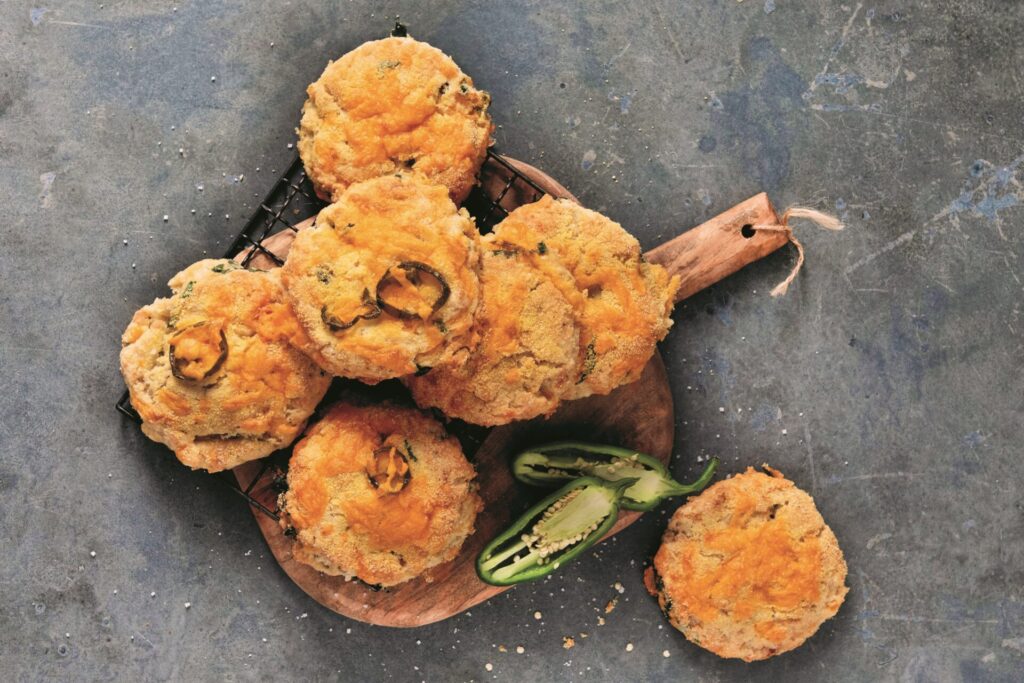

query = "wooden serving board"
[233, 155, 785, 627]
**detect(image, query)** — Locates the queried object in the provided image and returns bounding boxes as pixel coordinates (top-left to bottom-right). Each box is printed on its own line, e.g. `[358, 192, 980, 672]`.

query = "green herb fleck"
[315, 265, 333, 284]
[211, 262, 241, 274]
[377, 59, 401, 74]
[459, 82, 469, 93]
[577, 340, 597, 384]
[434, 320, 449, 334]
[537, 242, 548, 255]
[180, 281, 195, 299]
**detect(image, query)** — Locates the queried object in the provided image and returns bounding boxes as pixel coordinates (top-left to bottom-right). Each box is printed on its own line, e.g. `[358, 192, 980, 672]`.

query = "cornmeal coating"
[405, 241, 580, 426]
[120, 260, 331, 472]
[491, 196, 679, 399]
[278, 402, 482, 586]
[281, 175, 482, 383]
[647, 467, 848, 661]
[298, 36, 493, 204]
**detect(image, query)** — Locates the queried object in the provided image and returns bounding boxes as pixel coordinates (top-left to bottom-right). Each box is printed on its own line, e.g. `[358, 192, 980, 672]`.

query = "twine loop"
[752, 207, 844, 297]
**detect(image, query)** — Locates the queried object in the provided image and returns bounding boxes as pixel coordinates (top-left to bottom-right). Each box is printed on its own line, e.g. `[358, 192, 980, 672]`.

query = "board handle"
[644, 192, 788, 303]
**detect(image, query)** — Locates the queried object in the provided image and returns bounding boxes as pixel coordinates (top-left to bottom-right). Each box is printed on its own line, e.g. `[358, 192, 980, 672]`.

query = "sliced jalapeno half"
[168, 322, 228, 382]
[477, 476, 637, 586]
[375, 261, 450, 321]
[512, 441, 718, 511]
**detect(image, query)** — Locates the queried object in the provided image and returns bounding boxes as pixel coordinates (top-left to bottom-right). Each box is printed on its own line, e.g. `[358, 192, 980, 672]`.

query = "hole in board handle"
[740, 224, 756, 239]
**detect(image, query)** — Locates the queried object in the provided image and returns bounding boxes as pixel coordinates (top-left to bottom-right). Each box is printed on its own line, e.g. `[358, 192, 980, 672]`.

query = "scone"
[298, 36, 493, 204]
[491, 196, 679, 399]
[278, 402, 482, 587]
[405, 240, 581, 426]
[646, 466, 848, 661]
[120, 260, 331, 472]
[280, 175, 482, 383]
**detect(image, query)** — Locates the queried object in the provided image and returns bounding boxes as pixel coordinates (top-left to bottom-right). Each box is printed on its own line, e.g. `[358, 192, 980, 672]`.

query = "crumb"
[614, 582, 625, 594]
[534, 611, 543, 620]
[184, 602, 191, 609]
[579, 632, 589, 639]
[497, 645, 507, 653]
[605, 598, 618, 613]
[663, 650, 671, 658]
[515, 646, 525, 654]
[625, 642, 634, 652]
[597, 616, 606, 626]
[485, 663, 493, 672]
[563, 637, 575, 649]
[89, 551, 96, 558]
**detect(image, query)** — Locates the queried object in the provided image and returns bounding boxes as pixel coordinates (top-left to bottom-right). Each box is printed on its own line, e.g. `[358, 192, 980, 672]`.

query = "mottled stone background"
[1, 1, 1022, 681]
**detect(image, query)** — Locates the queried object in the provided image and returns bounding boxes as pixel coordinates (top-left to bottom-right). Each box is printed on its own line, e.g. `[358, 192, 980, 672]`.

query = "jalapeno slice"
[375, 261, 450, 321]
[168, 322, 228, 382]
[512, 441, 718, 511]
[366, 441, 412, 494]
[476, 476, 636, 586]
[321, 288, 381, 332]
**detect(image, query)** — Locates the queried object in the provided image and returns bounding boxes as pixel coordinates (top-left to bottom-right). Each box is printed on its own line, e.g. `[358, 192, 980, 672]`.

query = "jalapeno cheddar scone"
[491, 196, 679, 399]
[119, 260, 331, 472]
[281, 175, 482, 383]
[298, 36, 494, 204]
[278, 402, 482, 587]
[646, 467, 848, 662]
[405, 238, 581, 426]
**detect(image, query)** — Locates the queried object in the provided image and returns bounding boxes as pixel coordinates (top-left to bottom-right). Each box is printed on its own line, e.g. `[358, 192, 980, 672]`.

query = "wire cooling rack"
[116, 149, 546, 520]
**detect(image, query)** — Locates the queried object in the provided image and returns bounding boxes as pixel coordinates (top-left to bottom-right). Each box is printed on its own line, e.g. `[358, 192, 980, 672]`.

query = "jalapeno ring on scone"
[281, 175, 482, 384]
[278, 402, 482, 587]
[119, 259, 331, 472]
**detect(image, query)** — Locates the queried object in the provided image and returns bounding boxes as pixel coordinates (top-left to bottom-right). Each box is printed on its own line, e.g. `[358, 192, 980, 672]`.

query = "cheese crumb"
[563, 636, 575, 649]
[515, 645, 525, 654]
[534, 611, 542, 620]
[626, 643, 634, 652]
[485, 663, 493, 672]
[662, 650, 671, 658]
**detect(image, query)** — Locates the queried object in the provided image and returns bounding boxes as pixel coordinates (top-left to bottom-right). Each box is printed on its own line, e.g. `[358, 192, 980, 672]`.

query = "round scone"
[298, 36, 493, 204]
[405, 240, 581, 426]
[491, 196, 679, 400]
[646, 466, 848, 661]
[120, 259, 331, 472]
[281, 175, 482, 383]
[278, 402, 482, 586]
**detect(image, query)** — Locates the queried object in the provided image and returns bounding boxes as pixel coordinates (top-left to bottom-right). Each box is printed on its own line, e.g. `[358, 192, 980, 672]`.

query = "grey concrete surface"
[1, 1, 1022, 681]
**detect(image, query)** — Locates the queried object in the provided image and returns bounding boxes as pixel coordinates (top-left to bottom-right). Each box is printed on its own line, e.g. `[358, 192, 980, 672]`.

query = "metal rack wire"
[116, 149, 547, 521]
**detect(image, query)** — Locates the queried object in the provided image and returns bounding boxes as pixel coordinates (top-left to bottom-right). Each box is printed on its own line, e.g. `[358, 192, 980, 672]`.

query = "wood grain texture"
[233, 156, 782, 627]
[645, 192, 786, 302]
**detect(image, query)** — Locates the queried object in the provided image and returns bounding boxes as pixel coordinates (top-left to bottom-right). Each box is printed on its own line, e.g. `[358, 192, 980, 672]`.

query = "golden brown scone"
[278, 402, 482, 586]
[298, 36, 493, 204]
[281, 175, 482, 383]
[491, 196, 679, 400]
[120, 260, 331, 472]
[647, 466, 848, 662]
[405, 240, 580, 426]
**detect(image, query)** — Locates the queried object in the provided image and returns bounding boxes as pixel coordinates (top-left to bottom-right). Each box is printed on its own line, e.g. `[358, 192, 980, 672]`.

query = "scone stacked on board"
[120, 260, 331, 472]
[278, 403, 482, 587]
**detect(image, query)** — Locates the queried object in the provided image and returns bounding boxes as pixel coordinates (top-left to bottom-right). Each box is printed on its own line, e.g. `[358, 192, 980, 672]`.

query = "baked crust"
[278, 402, 482, 586]
[298, 36, 493, 204]
[491, 196, 679, 399]
[649, 467, 848, 661]
[405, 241, 580, 426]
[120, 260, 331, 472]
